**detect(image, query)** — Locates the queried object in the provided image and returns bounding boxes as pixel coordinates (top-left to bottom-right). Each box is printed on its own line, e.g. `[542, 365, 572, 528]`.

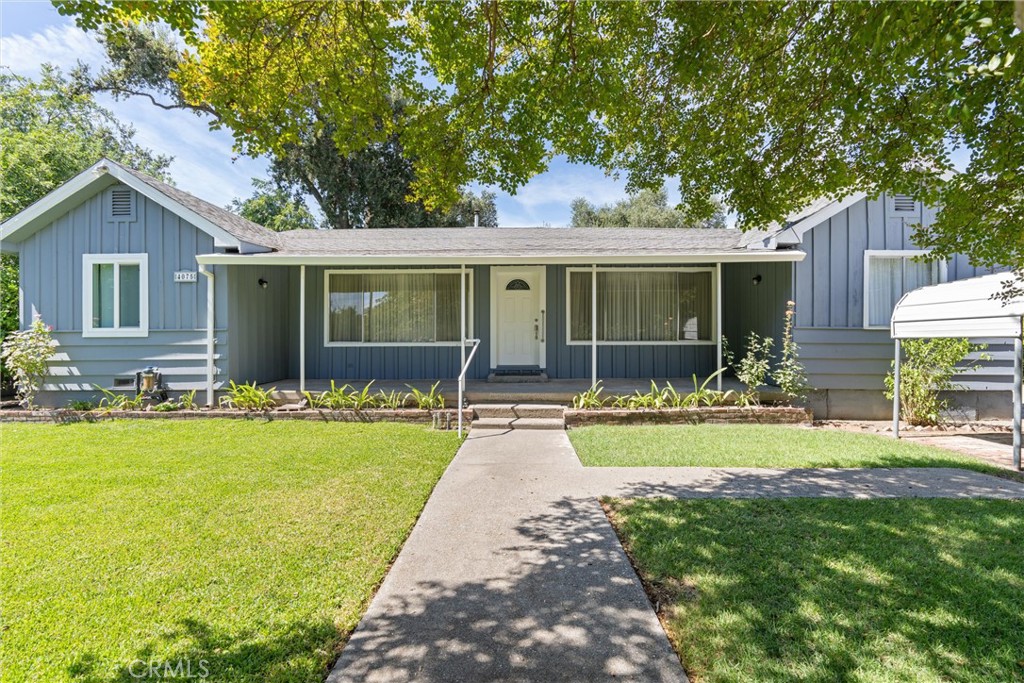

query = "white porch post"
[716, 262, 723, 391]
[591, 264, 598, 389]
[1013, 334, 1021, 470]
[198, 264, 215, 407]
[460, 264, 467, 372]
[299, 265, 306, 394]
[892, 338, 901, 439]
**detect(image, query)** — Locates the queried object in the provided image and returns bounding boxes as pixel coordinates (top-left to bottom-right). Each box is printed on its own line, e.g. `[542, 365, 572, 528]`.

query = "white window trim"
[82, 253, 149, 338]
[565, 266, 718, 346]
[862, 249, 947, 330]
[322, 268, 473, 347]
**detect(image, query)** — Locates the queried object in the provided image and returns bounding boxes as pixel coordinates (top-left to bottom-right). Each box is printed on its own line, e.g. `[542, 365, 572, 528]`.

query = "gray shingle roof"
[118, 164, 279, 249]
[271, 227, 748, 257]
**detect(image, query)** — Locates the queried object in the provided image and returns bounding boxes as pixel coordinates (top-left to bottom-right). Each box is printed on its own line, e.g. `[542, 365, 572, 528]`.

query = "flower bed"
[0, 407, 474, 426]
[565, 405, 812, 428]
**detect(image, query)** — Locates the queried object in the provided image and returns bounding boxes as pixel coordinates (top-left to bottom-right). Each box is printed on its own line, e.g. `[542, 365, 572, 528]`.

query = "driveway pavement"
[328, 429, 1024, 682]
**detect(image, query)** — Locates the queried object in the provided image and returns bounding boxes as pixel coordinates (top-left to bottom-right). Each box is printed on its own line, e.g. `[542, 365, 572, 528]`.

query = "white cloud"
[0, 24, 105, 76]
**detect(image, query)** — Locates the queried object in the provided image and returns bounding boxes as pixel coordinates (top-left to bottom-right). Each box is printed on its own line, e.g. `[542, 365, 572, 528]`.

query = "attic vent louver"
[111, 188, 133, 217]
[892, 193, 915, 212]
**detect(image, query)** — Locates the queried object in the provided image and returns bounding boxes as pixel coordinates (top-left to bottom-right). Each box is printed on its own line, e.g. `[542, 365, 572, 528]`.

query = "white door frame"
[490, 265, 546, 369]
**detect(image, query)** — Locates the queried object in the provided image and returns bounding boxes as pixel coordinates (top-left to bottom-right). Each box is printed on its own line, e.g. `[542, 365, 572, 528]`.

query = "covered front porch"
[264, 376, 780, 405]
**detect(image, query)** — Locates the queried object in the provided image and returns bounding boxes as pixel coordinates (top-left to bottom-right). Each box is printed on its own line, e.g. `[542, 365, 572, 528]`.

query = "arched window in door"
[505, 279, 531, 291]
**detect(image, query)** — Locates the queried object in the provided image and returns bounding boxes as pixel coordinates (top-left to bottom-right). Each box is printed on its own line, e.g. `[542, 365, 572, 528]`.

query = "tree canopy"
[82, 22, 497, 228]
[571, 189, 726, 228]
[229, 179, 318, 232]
[0, 65, 171, 377]
[55, 1, 1022, 282]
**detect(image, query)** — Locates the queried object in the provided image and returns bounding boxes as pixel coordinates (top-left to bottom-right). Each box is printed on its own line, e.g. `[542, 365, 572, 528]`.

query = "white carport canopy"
[890, 272, 1023, 470]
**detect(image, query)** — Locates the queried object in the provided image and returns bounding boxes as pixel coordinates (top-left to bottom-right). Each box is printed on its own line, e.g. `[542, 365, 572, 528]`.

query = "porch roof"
[196, 227, 805, 265]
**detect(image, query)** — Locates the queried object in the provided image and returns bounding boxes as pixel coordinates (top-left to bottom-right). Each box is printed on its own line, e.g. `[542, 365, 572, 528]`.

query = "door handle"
[540, 310, 546, 342]
[534, 320, 539, 340]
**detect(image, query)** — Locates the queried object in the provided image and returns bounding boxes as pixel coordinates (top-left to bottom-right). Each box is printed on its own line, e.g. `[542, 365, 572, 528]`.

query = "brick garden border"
[565, 405, 812, 427]
[0, 407, 474, 426]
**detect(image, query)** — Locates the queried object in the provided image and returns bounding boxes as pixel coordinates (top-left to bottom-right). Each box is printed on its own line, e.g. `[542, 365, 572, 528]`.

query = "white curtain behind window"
[868, 256, 941, 327]
[599, 272, 636, 341]
[679, 271, 712, 340]
[638, 271, 677, 341]
[570, 271, 592, 341]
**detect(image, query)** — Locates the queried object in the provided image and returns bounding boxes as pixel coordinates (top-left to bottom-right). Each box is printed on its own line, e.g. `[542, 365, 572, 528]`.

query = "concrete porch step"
[471, 417, 566, 431]
[472, 403, 565, 420]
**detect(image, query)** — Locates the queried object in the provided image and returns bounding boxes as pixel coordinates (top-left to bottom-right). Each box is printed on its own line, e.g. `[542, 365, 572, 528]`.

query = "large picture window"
[324, 270, 468, 345]
[82, 254, 149, 337]
[863, 251, 945, 328]
[568, 268, 715, 344]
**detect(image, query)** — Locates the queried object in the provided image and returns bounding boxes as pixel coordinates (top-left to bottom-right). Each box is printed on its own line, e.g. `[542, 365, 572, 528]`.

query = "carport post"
[892, 339, 901, 439]
[1014, 334, 1021, 470]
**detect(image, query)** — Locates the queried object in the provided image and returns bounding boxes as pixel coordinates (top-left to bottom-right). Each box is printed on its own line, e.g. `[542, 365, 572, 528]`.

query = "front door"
[493, 267, 544, 367]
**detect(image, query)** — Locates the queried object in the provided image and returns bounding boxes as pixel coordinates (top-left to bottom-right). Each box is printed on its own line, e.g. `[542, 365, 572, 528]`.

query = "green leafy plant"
[884, 338, 988, 426]
[774, 301, 809, 403]
[406, 382, 445, 410]
[0, 315, 57, 409]
[219, 381, 277, 411]
[177, 389, 199, 410]
[95, 387, 146, 413]
[304, 380, 352, 410]
[724, 332, 775, 406]
[68, 399, 97, 411]
[376, 389, 409, 409]
[348, 381, 377, 410]
[153, 400, 180, 412]
[680, 369, 734, 407]
[572, 381, 608, 409]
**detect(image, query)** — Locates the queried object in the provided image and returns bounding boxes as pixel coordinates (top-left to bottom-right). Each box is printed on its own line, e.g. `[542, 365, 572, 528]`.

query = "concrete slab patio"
[328, 429, 1024, 683]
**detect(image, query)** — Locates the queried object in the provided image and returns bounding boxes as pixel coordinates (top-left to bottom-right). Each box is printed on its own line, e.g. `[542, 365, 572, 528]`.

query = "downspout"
[198, 264, 215, 407]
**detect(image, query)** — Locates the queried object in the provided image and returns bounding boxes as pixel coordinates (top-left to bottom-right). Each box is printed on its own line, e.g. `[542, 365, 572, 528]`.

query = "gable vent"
[111, 188, 133, 217]
[892, 193, 915, 212]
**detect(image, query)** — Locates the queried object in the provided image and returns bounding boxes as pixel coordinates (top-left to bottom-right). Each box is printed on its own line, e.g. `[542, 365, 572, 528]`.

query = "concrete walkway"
[329, 430, 1024, 683]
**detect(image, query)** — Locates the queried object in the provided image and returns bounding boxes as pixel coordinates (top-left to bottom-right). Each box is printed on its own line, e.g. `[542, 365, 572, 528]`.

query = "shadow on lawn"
[329, 497, 684, 682]
[68, 617, 339, 683]
[607, 497, 1024, 682]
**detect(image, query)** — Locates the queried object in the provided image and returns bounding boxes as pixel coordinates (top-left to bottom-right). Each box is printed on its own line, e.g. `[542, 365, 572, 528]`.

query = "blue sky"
[0, 0, 645, 227]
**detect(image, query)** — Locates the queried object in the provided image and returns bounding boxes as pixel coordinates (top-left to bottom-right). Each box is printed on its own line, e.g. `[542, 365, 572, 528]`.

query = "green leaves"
[52, 0, 1024, 274]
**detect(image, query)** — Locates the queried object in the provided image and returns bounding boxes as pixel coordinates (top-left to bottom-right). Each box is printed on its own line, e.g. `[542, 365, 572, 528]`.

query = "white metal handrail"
[457, 338, 481, 437]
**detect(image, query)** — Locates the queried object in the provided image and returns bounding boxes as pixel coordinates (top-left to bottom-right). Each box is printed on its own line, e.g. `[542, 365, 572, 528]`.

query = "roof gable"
[0, 159, 277, 253]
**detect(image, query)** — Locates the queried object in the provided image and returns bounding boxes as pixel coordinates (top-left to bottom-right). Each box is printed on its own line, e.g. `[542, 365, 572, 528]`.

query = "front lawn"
[570, 424, 1010, 476]
[606, 497, 1024, 683]
[1, 420, 460, 683]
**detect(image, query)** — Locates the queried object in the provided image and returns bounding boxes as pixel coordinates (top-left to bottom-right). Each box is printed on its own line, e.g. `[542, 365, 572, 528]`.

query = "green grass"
[606, 497, 1024, 683]
[1, 420, 460, 683]
[570, 424, 1012, 476]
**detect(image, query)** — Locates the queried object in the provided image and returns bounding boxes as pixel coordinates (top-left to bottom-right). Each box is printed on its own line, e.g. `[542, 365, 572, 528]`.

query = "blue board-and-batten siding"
[792, 193, 1011, 392]
[16, 185, 230, 401]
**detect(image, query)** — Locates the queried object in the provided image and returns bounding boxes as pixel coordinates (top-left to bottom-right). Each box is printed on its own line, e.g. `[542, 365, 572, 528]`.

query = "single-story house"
[0, 159, 1013, 417]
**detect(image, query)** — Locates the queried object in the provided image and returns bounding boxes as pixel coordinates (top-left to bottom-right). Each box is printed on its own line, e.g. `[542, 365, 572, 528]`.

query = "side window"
[863, 251, 944, 328]
[82, 254, 149, 337]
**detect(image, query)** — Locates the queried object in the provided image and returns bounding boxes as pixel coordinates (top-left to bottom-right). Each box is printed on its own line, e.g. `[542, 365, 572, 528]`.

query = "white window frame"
[322, 268, 473, 347]
[82, 253, 149, 338]
[565, 266, 718, 346]
[862, 250, 947, 330]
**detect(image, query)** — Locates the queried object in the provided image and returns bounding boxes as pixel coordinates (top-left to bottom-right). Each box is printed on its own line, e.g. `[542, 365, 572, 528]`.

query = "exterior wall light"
[751, 274, 763, 286]
[258, 278, 269, 289]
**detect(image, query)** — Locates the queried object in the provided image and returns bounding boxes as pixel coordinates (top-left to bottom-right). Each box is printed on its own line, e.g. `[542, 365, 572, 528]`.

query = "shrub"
[219, 381, 277, 411]
[68, 399, 97, 411]
[0, 315, 57, 409]
[95, 387, 146, 412]
[407, 382, 445, 410]
[884, 338, 987, 426]
[774, 301, 809, 403]
[724, 332, 774, 405]
[572, 382, 608, 409]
